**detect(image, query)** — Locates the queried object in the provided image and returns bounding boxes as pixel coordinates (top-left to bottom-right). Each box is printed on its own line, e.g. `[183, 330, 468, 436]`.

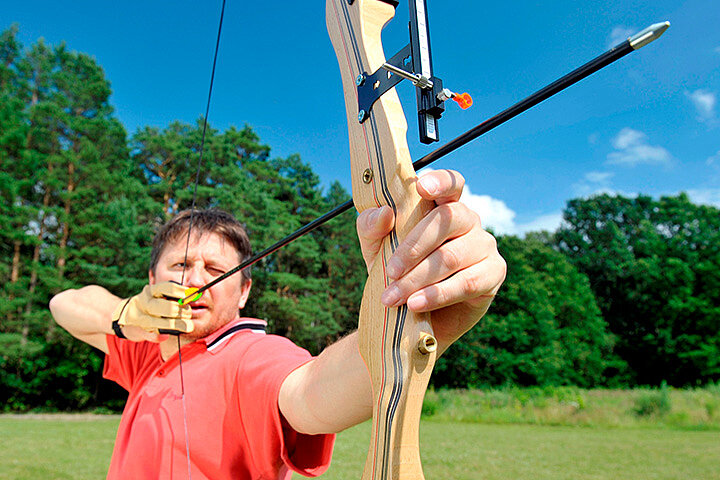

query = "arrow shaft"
[182, 27, 662, 303]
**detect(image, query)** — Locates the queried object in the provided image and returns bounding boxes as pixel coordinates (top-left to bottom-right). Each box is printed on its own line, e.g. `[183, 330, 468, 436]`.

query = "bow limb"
[327, 1, 436, 479]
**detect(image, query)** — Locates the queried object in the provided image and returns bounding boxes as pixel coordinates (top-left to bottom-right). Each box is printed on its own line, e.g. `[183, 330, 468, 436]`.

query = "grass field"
[1, 415, 718, 479]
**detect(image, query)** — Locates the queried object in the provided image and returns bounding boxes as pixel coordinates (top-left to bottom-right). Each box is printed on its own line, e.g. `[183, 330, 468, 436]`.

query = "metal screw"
[362, 168, 373, 184]
[417, 333, 437, 355]
[355, 74, 365, 86]
[358, 110, 367, 123]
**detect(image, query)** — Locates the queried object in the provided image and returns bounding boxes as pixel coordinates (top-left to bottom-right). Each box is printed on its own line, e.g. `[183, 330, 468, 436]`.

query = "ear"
[148, 270, 156, 285]
[237, 279, 252, 310]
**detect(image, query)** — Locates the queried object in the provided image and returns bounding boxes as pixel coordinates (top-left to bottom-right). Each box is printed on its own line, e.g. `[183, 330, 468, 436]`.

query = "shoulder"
[204, 319, 311, 366]
[222, 332, 311, 363]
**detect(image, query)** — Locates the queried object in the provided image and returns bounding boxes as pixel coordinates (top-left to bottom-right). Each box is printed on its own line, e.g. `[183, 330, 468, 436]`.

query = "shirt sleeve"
[236, 334, 335, 477]
[103, 334, 159, 392]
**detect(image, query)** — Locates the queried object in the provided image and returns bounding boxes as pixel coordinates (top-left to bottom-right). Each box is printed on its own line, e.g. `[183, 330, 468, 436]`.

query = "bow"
[326, 1, 437, 478]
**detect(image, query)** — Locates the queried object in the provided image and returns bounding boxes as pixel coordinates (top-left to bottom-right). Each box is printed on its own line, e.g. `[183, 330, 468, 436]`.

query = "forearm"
[279, 331, 373, 435]
[49, 285, 123, 353]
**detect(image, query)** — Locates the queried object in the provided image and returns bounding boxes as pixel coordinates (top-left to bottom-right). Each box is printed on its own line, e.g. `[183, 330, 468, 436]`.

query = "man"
[50, 169, 506, 479]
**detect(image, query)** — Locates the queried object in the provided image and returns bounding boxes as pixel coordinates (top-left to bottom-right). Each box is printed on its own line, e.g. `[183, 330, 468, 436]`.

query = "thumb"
[356, 206, 395, 273]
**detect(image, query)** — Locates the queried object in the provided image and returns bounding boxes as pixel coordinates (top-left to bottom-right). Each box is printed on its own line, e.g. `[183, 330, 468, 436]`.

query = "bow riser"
[326, 1, 436, 479]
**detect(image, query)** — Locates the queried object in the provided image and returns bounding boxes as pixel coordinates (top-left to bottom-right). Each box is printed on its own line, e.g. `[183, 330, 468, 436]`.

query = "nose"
[183, 264, 207, 288]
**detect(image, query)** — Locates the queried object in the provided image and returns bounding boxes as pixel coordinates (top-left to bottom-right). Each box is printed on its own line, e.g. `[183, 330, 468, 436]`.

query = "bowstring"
[181, 0, 226, 286]
[176, 1, 227, 478]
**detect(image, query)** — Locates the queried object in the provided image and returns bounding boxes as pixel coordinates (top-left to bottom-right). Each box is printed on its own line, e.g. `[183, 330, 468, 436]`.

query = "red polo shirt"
[103, 318, 335, 479]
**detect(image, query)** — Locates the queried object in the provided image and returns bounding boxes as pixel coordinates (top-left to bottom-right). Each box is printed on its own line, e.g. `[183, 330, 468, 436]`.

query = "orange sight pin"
[452, 92, 473, 110]
[179, 287, 202, 306]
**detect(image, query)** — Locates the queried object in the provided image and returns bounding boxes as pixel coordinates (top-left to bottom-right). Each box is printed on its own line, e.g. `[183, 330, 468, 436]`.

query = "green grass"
[421, 385, 720, 429]
[0, 414, 117, 479]
[1, 414, 719, 479]
[322, 421, 720, 479]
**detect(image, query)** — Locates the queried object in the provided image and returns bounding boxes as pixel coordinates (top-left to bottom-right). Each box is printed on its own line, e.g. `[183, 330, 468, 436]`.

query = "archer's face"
[149, 231, 252, 340]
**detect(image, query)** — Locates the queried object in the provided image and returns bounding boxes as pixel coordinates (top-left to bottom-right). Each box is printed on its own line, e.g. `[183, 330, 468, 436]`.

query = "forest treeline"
[1, 27, 718, 411]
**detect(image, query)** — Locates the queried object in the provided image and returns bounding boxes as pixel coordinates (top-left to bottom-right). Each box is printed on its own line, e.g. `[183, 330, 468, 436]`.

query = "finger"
[417, 169, 465, 205]
[150, 281, 190, 300]
[381, 227, 492, 307]
[356, 206, 395, 271]
[144, 298, 192, 319]
[141, 316, 195, 334]
[386, 201, 478, 280]
[120, 324, 168, 343]
[405, 256, 506, 313]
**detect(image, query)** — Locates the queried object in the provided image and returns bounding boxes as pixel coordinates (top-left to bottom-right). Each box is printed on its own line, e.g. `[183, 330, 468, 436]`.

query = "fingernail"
[381, 285, 403, 307]
[407, 292, 428, 311]
[419, 176, 439, 195]
[386, 258, 403, 279]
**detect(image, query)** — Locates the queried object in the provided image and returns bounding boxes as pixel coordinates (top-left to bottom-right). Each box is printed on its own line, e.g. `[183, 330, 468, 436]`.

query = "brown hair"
[149, 209, 252, 282]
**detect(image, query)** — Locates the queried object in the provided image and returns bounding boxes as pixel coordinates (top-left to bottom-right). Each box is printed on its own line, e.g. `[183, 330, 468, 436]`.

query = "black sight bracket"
[355, 0, 446, 144]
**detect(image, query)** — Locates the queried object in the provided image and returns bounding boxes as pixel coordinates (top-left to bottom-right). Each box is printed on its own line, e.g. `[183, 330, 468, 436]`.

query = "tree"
[556, 193, 720, 386]
[0, 27, 157, 410]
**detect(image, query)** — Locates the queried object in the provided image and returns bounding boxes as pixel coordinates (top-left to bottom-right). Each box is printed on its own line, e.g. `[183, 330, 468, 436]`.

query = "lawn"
[0, 415, 717, 479]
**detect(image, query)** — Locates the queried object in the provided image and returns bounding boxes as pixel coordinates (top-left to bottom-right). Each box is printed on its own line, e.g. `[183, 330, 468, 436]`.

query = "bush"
[633, 384, 672, 417]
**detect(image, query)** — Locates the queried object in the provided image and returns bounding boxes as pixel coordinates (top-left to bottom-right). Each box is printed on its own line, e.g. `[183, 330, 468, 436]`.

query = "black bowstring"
[175, 1, 227, 479]
[181, 0, 227, 286]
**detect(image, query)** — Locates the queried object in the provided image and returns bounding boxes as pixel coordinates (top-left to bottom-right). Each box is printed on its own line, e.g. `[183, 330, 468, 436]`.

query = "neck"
[160, 335, 193, 361]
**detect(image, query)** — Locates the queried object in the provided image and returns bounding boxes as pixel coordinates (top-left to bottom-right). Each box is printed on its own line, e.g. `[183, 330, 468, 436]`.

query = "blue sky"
[3, 0, 718, 235]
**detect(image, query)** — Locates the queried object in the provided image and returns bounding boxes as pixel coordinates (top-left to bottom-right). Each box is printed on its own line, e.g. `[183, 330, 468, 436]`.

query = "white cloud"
[708, 150, 720, 165]
[573, 171, 615, 197]
[585, 171, 614, 184]
[687, 189, 720, 208]
[609, 26, 634, 48]
[419, 169, 564, 236]
[460, 186, 564, 235]
[686, 89, 717, 122]
[515, 212, 565, 234]
[459, 187, 516, 235]
[607, 128, 672, 166]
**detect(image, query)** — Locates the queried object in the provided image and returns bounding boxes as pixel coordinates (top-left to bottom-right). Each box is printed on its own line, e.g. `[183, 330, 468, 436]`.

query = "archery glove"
[112, 282, 194, 335]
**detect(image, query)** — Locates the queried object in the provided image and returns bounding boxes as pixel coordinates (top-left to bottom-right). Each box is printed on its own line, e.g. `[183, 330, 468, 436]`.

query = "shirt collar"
[201, 317, 268, 353]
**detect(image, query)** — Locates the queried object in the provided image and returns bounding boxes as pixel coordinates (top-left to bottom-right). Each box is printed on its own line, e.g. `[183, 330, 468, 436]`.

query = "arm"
[50, 282, 191, 352]
[49, 285, 123, 353]
[280, 332, 371, 435]
[279, 170, 506, 435]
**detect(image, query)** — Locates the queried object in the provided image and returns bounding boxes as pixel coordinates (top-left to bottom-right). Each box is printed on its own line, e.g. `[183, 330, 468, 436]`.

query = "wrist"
[111, 319, 127, 339]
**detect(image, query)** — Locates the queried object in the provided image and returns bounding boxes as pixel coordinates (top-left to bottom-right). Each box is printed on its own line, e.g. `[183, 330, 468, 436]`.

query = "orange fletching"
[452, 92, 473, 110]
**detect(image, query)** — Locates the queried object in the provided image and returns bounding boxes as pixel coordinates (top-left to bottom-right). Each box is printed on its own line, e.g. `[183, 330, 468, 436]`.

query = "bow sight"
[354, 0, 471, 144]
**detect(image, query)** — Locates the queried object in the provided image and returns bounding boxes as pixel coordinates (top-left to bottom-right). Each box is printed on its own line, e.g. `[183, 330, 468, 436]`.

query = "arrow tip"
[629, 21, 670, 50]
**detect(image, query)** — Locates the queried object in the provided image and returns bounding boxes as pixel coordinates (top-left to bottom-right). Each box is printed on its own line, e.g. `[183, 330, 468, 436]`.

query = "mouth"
[188, 303, 210, 314]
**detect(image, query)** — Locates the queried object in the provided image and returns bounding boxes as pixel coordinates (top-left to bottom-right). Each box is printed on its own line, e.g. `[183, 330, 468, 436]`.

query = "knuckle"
[431, 284, 449, 306]
[480, 229, 498, 250]
[497, 255, 508, 282]
[462, 272, 483, 297]
[439, 244, 462, 272]
[448, 169, 465, 190]
[404, 238, 425, 262]
[433, 203, 457, 226]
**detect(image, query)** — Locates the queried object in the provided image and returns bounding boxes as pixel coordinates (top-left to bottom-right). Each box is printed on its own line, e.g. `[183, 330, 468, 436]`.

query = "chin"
[186, 316, 230, 339]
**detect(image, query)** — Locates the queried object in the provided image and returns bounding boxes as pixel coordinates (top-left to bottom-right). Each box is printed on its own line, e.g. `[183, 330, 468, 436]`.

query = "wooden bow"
[327, 1, 437, 478]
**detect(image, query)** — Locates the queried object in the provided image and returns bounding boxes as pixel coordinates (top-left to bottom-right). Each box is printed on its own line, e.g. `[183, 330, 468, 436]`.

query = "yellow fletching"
[178, 287, 202, 305]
